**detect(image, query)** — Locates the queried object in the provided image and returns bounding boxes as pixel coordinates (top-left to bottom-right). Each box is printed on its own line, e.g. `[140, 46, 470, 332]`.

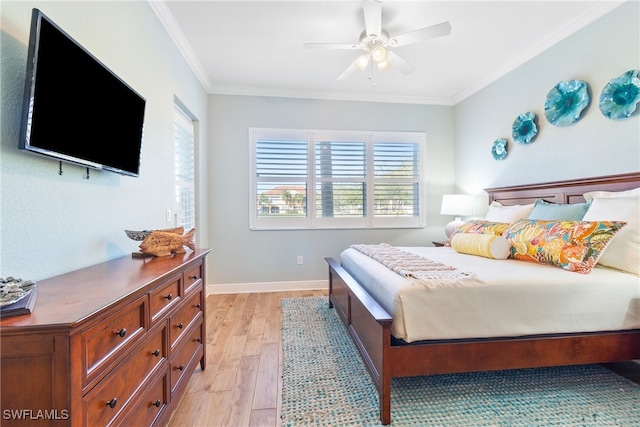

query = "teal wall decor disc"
[492, 138, 508, 160]
[599, 70, 640, 120]
[544, 80, 590, 126]
[512, 112, 538, 144]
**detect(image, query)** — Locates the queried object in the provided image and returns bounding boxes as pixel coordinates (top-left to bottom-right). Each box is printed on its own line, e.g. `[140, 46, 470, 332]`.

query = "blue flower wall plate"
[512, 112, 538, 144]
[491, 138, 508, 160]
[599, 70, 640, 120]
[544, 80, 590, 126]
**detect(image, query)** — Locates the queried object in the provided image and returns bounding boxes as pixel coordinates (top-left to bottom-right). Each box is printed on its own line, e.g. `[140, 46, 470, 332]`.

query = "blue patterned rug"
[280, 297, 640, 426]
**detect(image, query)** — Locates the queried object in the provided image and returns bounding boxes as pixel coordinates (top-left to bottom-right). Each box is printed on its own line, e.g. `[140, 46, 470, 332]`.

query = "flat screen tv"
[19, 9, 146, 177]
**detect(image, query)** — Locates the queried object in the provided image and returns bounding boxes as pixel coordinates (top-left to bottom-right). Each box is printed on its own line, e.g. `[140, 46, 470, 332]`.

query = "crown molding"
[452, 1, 625, 104]
[147, 0, 213, 92]
[149, 0, 625, 106]
[208, 83, 455, 106]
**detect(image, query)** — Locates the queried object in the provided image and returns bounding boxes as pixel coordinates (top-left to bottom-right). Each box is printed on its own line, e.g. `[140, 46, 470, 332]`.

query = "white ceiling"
[150, 1, 624, 105]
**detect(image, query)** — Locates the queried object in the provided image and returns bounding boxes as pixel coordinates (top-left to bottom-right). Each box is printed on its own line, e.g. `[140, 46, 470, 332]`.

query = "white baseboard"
[207, 279, 328, 295]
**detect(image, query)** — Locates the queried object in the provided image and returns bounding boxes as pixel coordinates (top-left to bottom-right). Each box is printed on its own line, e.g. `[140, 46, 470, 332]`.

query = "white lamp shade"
[440, 194, 474, 216]
[441, 194, 474, 237]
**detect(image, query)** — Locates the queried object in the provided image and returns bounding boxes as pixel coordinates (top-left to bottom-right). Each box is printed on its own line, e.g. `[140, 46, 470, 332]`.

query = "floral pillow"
[503, 219, 627, 274]
[446, 220, 511, 246]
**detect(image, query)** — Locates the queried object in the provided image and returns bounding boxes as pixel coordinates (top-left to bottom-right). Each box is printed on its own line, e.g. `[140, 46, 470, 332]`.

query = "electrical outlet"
[166, 208, 172, 222]
[297, 256, 303, 265]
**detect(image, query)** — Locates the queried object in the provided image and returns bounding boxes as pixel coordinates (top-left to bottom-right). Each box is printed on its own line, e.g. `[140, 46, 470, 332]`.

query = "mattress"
[340, 246, 640, 343]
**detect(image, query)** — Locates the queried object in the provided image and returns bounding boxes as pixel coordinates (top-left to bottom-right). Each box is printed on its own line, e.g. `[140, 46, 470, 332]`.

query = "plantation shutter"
[250, 128, 425, 230]
[255, 138, 308, 218]
[174, 106, 195, 231]
[314, 140, 366, 218]
[373, 142, 420, 218]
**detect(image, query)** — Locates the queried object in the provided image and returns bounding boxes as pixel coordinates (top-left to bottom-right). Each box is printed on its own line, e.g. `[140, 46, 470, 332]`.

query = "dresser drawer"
[121, 371, 168, 427]
[169, 291, 203, 352]
[83, 324, 166, 427]
[149, 274, 182, 324]
[82, 295, 146, 382]
[183, 261, 203, 294]
[170, 322, 203, 394]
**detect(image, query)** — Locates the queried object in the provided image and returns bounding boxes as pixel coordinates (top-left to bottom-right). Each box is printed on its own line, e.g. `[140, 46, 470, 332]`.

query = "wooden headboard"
[485, 172, 640, 206]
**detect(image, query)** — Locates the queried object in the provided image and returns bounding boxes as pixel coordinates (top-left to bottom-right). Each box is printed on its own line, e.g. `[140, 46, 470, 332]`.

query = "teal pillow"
[527, 199, 591, 221]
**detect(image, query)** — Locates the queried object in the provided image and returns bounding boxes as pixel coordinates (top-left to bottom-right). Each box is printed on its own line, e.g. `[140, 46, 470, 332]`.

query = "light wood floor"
[167, 290, 640, 427]
[167, 290, 328, 427]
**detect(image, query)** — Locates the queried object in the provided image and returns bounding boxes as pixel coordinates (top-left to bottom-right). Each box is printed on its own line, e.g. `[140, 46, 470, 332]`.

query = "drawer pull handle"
[152, 349, 161, 357]
[106, 398, 118, 409]
[195, 303, 201, 309]
[164, 294, 173, 300]
[177, 364, 184, 371]
[190, 275, 199, 280]
[195, 337, 202, 343]
[115, 328, 127, 338]
[177, 323, 184, 329]
[153, 400, 162, 408]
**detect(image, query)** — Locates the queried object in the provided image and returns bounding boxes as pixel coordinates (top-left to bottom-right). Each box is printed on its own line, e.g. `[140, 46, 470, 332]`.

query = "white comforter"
[340, 246, 640, 343]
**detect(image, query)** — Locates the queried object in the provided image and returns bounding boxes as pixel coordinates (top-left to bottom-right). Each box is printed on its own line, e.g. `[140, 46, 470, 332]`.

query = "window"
[250, 128, 425, 230]
[174, 105, 195, 231]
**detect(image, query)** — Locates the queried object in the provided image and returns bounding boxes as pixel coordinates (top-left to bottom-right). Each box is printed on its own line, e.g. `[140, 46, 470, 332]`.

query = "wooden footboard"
[326, 257, 393, 425]
[327, 256, 640, 425]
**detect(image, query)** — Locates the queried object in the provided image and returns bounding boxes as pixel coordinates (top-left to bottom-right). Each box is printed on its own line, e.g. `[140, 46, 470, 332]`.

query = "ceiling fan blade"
[388, 51, 415, 76]
[303, 43, 359, 50]
[363, 0, 382, 37]
[337, 63, 358, 80]
[390, 21, 452, 47]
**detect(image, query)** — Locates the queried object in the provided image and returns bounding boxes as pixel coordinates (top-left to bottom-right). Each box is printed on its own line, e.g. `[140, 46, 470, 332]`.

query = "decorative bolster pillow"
[450, 233, 511, 260]
[445, 219, 511, 246]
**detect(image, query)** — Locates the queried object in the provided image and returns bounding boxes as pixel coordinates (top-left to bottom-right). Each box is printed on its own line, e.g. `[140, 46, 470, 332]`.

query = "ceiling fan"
[304, 0, 451, 82]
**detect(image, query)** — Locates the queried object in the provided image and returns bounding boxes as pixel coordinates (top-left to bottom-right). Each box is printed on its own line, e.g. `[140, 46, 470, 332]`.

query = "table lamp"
[440, 194, 473, 237]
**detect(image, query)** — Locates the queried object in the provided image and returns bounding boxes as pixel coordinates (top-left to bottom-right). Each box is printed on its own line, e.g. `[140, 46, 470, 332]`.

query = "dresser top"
[0, 249, 210, 330]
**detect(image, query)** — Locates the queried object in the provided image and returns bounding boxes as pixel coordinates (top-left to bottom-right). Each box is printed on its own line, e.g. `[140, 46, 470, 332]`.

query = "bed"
[325, 172, 640, 425]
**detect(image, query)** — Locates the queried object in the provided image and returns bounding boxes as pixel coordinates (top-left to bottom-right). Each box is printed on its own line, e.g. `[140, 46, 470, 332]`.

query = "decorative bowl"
[0, 277, 37, 307]
[125, 230, 153, 241]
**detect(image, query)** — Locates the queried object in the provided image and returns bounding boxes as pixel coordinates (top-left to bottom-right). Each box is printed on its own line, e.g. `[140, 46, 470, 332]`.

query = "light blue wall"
[207, 2, 639, 286]
[454, 1, 640, 216]
[0, 1, 208, 280]
[1, 1, 637, 287]
[207, 95, 455, 284]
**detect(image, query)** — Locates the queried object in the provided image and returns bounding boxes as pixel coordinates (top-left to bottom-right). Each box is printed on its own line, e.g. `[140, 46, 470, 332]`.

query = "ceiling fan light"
[377, 60, 392, 73]
[354, 54, 369, 71]
[370, 45, 388, 63]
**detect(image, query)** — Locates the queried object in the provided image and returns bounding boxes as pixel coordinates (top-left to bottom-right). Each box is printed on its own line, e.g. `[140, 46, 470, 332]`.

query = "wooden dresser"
[0, 249, 210, 427]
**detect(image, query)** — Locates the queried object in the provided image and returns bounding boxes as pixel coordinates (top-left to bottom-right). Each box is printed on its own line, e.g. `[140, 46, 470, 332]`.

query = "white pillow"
[582, 196, 639, 275]
[484, 201, 535, 223]
[583, 187, 640, 201]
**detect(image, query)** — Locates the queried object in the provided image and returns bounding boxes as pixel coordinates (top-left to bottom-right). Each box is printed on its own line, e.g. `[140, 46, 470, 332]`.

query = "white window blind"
[250, 128, 425, 230]
[174, 106, 195, 231]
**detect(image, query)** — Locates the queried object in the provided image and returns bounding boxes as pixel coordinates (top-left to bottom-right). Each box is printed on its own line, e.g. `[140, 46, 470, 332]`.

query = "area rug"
[280, 297, 640, 426]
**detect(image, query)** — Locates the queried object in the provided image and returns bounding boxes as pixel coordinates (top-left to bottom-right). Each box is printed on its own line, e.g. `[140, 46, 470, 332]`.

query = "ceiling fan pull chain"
[371, 60, 377, 87]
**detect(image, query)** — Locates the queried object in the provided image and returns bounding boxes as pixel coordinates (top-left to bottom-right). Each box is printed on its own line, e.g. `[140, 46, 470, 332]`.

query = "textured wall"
[454, 1, 640, 215]
[0, 2, 208, 280]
